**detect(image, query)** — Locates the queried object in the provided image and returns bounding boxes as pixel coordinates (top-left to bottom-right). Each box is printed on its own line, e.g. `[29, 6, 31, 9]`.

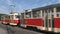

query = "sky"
[0, 0, 59, 14]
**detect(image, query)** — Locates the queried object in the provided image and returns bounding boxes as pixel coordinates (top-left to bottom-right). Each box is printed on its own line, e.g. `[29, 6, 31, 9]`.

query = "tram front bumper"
[2, 22, 8, 24]
[9, 23, 17, 25]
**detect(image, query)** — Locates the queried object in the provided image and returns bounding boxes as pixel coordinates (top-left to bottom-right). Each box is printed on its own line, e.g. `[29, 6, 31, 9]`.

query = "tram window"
[57, 12, 60, 17]
[51, 9, 54, 15]
[26, 13, 31, 18]
[33, 11, 40, 18]
[42, 11, 44, 17]
[10, 15, 14, 19]
[49, 19, 51, 27]
[57, 7, 60, 17]
[15, 15, 20, 18]
[10, 15, 13, 17]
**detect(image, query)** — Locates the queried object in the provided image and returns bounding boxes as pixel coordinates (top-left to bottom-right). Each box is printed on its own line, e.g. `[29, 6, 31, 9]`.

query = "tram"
[1, 15, 10, 24]
[9, 12, 20, 26]
[20, 4, 60, 33]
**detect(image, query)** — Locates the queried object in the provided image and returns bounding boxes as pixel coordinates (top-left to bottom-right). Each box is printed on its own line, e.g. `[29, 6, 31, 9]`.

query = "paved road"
[0, 22, 44, 34]
[0, 22, 57, 34]
[0, 26, 7, 34]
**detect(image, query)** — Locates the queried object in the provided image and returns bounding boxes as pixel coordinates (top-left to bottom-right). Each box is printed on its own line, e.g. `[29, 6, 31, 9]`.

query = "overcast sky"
[0, 0, 59, 14]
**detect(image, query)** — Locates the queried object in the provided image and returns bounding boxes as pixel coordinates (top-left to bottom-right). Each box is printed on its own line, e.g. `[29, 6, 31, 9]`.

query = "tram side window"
[57, 7, 60, 17]
[10, 15, 14, 19]
[33, 11, 40, 18]
[26, 12, 31, 18]
[15, 15, 20, 18]
[9, 16, 10, 18]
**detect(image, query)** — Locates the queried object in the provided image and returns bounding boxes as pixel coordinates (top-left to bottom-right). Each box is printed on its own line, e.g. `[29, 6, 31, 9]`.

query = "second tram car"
[1, 15, 10, 24]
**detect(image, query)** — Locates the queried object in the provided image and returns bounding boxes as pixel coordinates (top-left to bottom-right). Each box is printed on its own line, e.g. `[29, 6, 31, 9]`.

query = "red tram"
[20, 4, 60, 33]
[1, 12, 21, 26]
[1, 15, 10, 24]
[9, 12, 20, 26]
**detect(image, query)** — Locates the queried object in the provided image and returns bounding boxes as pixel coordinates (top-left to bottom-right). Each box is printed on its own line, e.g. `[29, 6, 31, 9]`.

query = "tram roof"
[32, 3, 60, 11]
[23, 3, 60, 13]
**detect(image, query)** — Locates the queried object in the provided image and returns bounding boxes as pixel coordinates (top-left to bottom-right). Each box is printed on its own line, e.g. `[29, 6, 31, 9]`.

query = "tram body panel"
[54, 18, 60, 28]
[24, 18, 42, 26]
[1, 17, 5, 24]
[54, 18, 60, 32]
[13, 20, 19, 23]
[2, 20, 6, 24]
[4, 19, 10, 24]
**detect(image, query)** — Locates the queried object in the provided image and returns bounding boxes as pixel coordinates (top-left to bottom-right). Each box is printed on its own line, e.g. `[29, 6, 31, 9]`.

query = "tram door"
[10, 15, 14, 23]
[21, 13, 24, 24]
[42, 9, 54, 31]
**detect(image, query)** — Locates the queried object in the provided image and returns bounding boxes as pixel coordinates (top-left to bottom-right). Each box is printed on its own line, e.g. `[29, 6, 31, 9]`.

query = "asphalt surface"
[0, 26, 7, 34]
[0, 22, 58, 34]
